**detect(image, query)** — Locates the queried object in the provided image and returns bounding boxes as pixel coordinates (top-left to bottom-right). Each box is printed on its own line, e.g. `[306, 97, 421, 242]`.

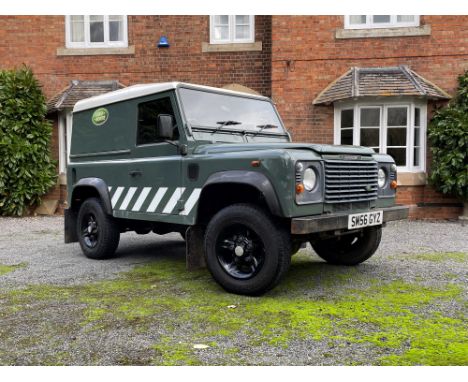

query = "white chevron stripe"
[162, 187, 185, 214]
[111, 187, 125, 208]
[132, 187, 152, 212]
[180, 188, 202, 216]
[147, 187, 168, 212]
[119, 187, 138, 210]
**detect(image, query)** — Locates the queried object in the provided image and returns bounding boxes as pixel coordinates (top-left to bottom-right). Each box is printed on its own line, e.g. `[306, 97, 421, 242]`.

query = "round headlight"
[303, 168, 317, 191]
[378, 168, 387, 188]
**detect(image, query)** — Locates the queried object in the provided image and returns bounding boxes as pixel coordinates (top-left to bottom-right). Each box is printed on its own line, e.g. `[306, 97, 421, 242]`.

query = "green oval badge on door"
[91, 108, 109, 126]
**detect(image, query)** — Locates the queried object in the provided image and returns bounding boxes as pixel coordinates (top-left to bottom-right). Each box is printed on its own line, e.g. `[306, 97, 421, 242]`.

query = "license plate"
[348, 210, 383, 229]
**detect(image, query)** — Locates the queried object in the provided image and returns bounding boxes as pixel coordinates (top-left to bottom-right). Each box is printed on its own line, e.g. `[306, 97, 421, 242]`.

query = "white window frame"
[209, 15, 255, 44]
[65, 15, 128, 48]
[334, 99, 427, 173]
[344, 15, 420, 30]
[58, 110, 73, 174]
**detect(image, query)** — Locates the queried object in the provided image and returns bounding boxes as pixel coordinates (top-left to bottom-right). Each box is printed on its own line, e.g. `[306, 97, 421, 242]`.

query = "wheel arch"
[70, 178, 112, 215]
[195, 171, 283, 225]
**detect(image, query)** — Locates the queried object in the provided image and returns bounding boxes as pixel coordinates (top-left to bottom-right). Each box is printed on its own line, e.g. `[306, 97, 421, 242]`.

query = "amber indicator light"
[251, 160, 261, 167]
[390, 180, 398, 189]
[296, 183, 305, 194]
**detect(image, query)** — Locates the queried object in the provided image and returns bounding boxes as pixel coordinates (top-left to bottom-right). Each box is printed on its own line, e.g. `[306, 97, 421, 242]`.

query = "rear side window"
[137, 97, 178, 145]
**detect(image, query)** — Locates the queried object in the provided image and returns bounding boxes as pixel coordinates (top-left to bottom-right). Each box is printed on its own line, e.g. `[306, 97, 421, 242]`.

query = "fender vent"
[188, 163, 199, 181]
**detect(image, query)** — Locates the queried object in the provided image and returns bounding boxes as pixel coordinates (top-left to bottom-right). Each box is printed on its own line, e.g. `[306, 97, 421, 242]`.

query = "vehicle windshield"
[178, 88, 286, 134]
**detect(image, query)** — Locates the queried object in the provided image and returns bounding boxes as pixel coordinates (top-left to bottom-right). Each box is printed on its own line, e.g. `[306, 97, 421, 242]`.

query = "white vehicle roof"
[73, 82, 270, 113]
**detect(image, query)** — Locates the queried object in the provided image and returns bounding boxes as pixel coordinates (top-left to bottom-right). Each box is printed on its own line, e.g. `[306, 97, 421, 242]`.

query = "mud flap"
[64, 208, 78, 243]
[186, 225, 206, 271]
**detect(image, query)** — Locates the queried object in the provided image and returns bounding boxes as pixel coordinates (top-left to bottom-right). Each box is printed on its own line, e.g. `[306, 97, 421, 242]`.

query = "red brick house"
[0, 15, 466, 218]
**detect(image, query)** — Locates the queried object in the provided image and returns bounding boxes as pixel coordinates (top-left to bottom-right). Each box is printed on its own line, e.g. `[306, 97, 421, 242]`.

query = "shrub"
[0, 67, 57, 216]
[428, 71, 468, 202]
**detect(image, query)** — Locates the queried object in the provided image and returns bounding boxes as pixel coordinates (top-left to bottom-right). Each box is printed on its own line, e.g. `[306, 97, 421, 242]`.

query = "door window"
[137, 97, 178, 145]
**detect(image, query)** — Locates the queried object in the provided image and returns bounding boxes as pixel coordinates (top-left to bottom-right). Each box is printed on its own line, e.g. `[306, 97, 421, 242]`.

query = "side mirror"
[156, 114, 175, 140]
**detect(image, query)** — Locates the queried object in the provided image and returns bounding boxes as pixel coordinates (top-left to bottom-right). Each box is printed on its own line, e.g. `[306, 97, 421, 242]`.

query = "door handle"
[129, 170, 142, 177]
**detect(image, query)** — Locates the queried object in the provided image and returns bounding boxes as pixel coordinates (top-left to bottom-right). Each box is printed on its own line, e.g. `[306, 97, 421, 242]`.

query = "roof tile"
[47, 80, 125, 112]
[313, 66, 451, 105]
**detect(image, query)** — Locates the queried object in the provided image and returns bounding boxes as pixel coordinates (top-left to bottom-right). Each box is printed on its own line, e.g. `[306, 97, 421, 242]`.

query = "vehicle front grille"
[324, 160, 378, 203]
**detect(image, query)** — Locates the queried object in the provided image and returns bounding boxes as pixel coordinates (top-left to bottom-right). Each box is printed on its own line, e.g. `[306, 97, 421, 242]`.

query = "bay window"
[334, 101, 426, 172]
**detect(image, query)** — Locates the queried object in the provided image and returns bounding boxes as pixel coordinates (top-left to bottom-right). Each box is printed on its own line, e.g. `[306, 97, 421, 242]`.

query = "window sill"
[397, 172, 427, 186]
[202, 41, 262, 53]
[57, 45, 135, 56]
[335, 24, 431, 39]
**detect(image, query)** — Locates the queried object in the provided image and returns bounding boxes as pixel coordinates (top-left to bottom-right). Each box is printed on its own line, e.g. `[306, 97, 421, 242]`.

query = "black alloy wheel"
[81, 212, 99, 248]
[76, 197, 120, 260]
[216, 223, 266, 280]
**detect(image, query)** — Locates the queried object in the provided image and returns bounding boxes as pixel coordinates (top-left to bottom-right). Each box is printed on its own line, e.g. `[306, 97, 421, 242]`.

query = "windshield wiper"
[210, 120, 242, 134]
[252, 124, 278, 137]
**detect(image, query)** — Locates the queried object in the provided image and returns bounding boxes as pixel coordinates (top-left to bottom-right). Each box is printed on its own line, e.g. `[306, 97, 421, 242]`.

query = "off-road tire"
[204, 203, 291, 296]
[77, 197, 120, 260]
[311, 226, 382, 265]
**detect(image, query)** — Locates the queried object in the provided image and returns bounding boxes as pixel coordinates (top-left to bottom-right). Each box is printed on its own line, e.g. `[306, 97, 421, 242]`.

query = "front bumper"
[291, 205, 409, 235]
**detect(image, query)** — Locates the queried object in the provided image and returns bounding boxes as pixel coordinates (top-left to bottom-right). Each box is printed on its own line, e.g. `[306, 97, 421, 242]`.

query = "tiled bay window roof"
[47, 80, 124, 112]
[313, 66, 451, 105]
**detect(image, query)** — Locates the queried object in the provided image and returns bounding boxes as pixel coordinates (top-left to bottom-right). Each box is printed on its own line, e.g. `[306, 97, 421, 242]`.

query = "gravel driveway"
[0, 216, 467, 365]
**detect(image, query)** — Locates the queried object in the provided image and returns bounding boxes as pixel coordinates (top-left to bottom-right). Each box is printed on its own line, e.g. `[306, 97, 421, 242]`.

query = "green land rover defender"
[65, 82, 408, 295]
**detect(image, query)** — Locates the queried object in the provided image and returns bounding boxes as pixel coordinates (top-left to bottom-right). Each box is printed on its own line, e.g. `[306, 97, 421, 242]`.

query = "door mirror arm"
[162, 140, 187, 156]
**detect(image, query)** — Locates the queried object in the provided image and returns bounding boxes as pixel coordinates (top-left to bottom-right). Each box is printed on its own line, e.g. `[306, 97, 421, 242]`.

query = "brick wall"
[0, 16, 272, 98]
[271, 15, 468, 219]
[396, 186, 463, 220]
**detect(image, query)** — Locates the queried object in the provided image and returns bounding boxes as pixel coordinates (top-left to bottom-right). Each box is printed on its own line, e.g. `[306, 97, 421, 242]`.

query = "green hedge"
[428, 71, 468, 202]
[0, 67, 56, 216]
